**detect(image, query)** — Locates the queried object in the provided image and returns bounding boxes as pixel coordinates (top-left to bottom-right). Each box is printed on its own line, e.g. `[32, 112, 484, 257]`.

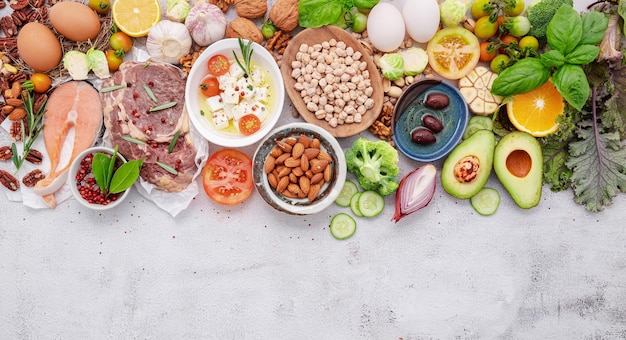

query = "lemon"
[112, 0, 161, 38]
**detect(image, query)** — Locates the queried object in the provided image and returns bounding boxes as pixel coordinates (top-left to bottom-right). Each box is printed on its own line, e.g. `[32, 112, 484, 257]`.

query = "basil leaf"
[580, 11, 609, 45]
[491, 58, 551, 97]
[553, 64, 589, 111]
[92, 153, 112, 194]
[565, 45, 599, 65]
[546, 5, 582, 55]
[298, 0, 347, 28]
[109, 159, 144, 194]
[541, 50, 565, 68]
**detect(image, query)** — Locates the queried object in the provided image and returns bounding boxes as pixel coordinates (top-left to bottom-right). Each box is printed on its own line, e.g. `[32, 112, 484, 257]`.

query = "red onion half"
[392, 164, 437, 223]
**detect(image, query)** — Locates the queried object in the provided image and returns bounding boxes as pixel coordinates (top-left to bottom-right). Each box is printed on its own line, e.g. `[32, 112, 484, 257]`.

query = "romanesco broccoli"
[345, 138, 399, 196]
[526, 0, 574, 39]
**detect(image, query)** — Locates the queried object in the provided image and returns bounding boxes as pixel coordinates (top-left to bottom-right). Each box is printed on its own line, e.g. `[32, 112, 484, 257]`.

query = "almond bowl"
[252, 122, 346, 215]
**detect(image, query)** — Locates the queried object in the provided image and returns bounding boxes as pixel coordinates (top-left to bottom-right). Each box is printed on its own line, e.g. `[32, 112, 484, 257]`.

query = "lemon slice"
[112, 0, 161, 38]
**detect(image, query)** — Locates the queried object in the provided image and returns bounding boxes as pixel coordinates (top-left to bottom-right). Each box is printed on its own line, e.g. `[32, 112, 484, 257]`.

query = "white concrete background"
[2, 0, 626, 338]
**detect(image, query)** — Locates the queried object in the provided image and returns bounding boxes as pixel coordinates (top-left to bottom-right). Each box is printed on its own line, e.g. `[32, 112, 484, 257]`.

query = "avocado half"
[441, 129, 495, 199]
[493, 131, 543, 209]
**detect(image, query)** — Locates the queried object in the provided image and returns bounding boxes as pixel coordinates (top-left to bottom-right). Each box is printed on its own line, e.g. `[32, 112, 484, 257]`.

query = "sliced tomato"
[199, 76, 220, 97]
[426, 27, 480, 80]
[202, 149, 254, 206]
[238, 114, 261, 135]
[207, 54, 230, 76]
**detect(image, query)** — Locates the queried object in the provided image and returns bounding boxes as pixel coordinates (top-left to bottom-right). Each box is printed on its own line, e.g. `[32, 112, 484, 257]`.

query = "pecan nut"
[0, 145, 12, 160]
[1, 16, 18, 38]
[25, 149, 43, 164]
[9, 0, 28, 10]
[0, 169, 19, 191]
[22, 169, 45, 187]
[10, 120, 23, 141]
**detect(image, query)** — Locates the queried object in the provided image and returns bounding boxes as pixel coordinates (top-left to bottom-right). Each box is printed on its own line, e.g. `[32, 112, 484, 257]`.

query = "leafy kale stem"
[591, 87, 605, 173]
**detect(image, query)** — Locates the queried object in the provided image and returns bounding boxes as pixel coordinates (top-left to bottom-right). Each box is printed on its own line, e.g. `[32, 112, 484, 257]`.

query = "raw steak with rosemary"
[101, 62, 198, 192]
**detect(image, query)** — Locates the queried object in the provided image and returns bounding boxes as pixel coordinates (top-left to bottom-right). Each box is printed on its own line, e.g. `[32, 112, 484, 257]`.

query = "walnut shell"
[233, 0, 266, 19]
[225, 17, 263, 45]
[269, 0, 298, 32]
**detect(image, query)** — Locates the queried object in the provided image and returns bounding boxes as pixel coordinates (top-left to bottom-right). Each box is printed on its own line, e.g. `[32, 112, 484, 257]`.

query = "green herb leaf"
[142, 83, 157, 103]
[92, 152, 113, 195]
[565, 45, 600, 65]
[234, 38, 254, 77]
[298, 0, 350, 28]
[149, 101, 177, 112]
[100, 83, 127, 93]
[491, 58, 550, 97]
[168, 130, 180, 154]
[553, 64, 589, 111]
[122, 135, 147, 145]
[580, 10, 609, 46]
[540, 50, 565, 68]
[107, 147, 118, 191]
[546, 4, 582, 55]
[109, 158, 144, 194]
[156, 161, 178, 175]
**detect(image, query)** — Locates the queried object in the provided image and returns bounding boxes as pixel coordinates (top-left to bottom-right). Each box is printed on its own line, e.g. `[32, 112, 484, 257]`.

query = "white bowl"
[185, 38, 285, 147]
[68, 146, 130, 210]
[253, 122, 347, 215]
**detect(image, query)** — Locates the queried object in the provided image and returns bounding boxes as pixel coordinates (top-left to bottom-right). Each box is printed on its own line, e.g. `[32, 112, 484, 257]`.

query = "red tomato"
[499, 34, 520, 53]
[110, 31, 133, 53]
[202, 149, 254, 205]
[199, 76, 220, 97]
[208, 54, 230, 76]
[238, 114, 261, 136]
[479, 41, 497, 63]
[105, 49, 123, 72]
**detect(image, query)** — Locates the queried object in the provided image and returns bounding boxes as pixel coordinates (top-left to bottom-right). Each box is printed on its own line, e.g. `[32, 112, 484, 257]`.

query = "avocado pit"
[506, 150, 532, 178]
[453, 155, 480, 183]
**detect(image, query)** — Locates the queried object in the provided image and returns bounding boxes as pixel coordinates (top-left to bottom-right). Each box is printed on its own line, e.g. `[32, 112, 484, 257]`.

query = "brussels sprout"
[166, 0, 191, 22]
[379, 53, 404, 81]
[86, 48, 110, 79]
[63, 51, 90, 80]
[439, 0, 469, 27]
[401, 47, 428, 76]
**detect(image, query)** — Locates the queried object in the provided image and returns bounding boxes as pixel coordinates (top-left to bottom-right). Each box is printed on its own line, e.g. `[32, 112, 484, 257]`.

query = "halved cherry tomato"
[208, 54, 230, 76]
[29, 73, 52, 93]
[202, 149, 254, 205]
[238, 114, 261, 135]
[199, 76, 220, 97]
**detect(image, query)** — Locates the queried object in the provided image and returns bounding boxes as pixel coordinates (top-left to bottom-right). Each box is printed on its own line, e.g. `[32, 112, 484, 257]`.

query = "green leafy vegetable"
[565, 45, 600, 65]
[546, 5, 582, 55]
[491, 58, 550, 96]
[552, 64, 589, 111]
[540, 50, 565, 68]
[298, 0, 353, 28]
[379, 53, 404, 81]
[92, 146, 144, 197]
[581, 10, 609, 45]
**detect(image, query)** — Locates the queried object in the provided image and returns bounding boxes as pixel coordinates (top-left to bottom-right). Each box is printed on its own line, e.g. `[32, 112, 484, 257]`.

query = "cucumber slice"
[335, 180, 359, 207]
[464, 115, 494, 139]
[470, 187, 500, 216]
[357, 190, 385, 217]
[330, 213, 357, 240]
[350, 192, 363, 217]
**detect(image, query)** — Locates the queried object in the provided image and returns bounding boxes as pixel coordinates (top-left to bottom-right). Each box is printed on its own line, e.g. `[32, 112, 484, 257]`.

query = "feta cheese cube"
[221, 89, 239, 104]
[218, 76, 237, 91]
[229, 63, 245, 79]
[236, 78, 255, 100]
[223, 103, 235, 119]
[254, 86, 268, 103]
[205, 95, 224, 112]
[230, 102, 250, 122]
[252, 103, 269, 121]
[250, 67, 264, 86]
[211, 109, 229, 130]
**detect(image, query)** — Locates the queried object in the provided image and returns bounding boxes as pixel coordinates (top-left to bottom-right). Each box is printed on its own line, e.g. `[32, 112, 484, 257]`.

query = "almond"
[324, 163, 333, 182]
[268, 173, 278, 188]
[310, 159, 328, 174]
[299, 176, 310, 194]
[287, 183, 301, 195]
[308, 183, 321, 202]
[310, 172, 323, 185]
[1, 105, 14, 115]
[265, 155, 276, 173]
[292, 142, 304, 159]
[270, 145, 283, 157]
[303, 147, 319, 159]
[283, 157, 300, 168]
[276, 175, 290, 192]
[8, 107, 26, 121]
[275, 152, 290, 165]
[5, 98, 23, 106]
[300, 155, 309, 171]
[284, 137, 297, 146]
[277, 166, 291, 178]
[310, 138, 321, 149]
[318, 150, 332, 162]
[275, 140, 292, 153]
[299, 134, 311, 148]
[292, 166, 304, 177]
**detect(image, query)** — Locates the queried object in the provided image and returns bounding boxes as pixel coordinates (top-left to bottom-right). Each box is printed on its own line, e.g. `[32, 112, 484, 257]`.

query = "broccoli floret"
[527, 0, 574, 39]
[345, 137, 399, 196]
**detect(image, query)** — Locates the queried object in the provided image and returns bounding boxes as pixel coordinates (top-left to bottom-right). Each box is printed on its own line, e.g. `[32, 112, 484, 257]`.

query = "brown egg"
[49, 2, 101, 42]
[17, 22, 62, 72]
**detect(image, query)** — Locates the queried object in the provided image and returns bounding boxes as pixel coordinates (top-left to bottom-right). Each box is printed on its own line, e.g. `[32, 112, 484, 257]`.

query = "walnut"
[233, 0, 266, 19]
[225, 17, 263, 45]
[265, 30, 291, 55]
[269, 0, 298, 32]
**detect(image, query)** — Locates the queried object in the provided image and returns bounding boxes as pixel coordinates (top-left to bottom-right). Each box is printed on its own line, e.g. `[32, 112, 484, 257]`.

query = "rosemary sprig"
[11, 90, 46, 174]
[122, 135, 147, 145]
[149, 101, 177, 112]
[156, 161, 178, 175]
[142, 83, 157, 103]
[168, 130, 180, 154]
[233, 37, 254, 77]
[100, 83, 127, 93]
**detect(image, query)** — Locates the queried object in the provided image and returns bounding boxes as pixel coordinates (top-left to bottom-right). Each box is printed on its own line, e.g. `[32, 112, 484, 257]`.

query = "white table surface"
[2, 0, 626, 338]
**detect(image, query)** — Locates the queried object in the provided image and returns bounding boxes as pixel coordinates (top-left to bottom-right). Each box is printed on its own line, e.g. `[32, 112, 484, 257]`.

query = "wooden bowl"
[280, 25, 384, 138]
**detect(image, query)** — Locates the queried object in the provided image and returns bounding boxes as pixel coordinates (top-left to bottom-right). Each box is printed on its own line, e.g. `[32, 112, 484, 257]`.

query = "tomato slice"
[207, 54, 230, 76]
[426, 27, 480, 80]
[202, 149, 254, 205]
[199, 76, 220, 97]
[238, 114, 261, 136]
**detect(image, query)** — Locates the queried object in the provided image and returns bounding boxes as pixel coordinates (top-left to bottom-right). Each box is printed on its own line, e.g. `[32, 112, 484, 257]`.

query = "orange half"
[506, 80, 565, 137]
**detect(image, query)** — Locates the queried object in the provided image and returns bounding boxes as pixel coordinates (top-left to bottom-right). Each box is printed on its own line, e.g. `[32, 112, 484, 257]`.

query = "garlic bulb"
[146, 20, 192, 64]
[184, 3, 226, 46]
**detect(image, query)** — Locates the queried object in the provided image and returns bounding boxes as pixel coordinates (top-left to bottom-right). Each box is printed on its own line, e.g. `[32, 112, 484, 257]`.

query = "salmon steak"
[34, 81, 103, 207]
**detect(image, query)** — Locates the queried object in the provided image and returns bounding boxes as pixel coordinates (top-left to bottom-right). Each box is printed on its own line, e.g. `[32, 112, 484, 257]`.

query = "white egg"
[366, 3, 406, 52]
[403, 0, 440, 43]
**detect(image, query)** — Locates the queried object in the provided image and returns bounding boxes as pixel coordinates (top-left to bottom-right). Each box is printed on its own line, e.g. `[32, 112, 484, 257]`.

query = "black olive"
[422, 114, 444, 133]
[411, 127, 436, 145]
[424, 93, 449, 109]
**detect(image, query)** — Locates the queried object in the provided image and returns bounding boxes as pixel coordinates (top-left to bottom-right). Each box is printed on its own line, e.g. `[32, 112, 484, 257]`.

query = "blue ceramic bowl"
[392, 79, 468, 162]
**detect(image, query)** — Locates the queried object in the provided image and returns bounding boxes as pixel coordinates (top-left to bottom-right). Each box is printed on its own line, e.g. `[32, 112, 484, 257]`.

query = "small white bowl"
[253, 122, 347, 215]
[185, 38, 285, 148]
[68, 146, 130, 210]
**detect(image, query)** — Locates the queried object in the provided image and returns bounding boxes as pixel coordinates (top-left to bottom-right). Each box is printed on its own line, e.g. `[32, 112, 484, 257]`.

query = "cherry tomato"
[208, 54, 230, 76]
[503, 0, 525, 17]
[199, 76, 220, 97]
[238, 114, 261, 136]
[350, 12, 368, 33]
[29, 73, 52, 93]
[470, 0, 491, 20]
[89, 0, 110, 15]
[110, 31, 133, 53]
[479, 41, 497, 63]
[202, 149, 254, 205]
[519, 36, 539, 51]
[474, 16, 499, 40]
[490, 54, 510, 74]
[105, 49, 123, 72]
[499, 34, 519, 53]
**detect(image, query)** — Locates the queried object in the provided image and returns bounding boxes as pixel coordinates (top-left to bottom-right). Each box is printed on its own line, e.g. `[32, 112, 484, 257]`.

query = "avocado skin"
[441, 129, 495, 199]
[493, 131, 543, 209]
